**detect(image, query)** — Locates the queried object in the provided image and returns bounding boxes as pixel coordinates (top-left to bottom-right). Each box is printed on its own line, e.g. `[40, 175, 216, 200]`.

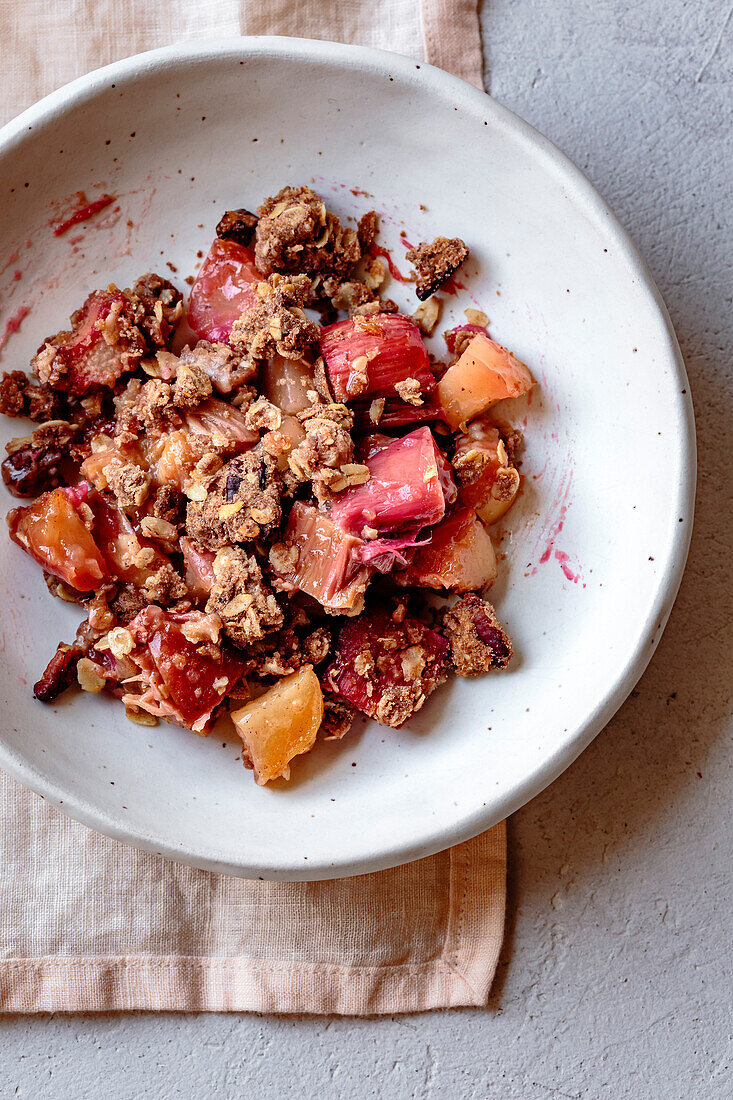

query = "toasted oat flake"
[77, 658, 105, 694]
[369, 398, 385, 424]
[125, 706, 159, 727]
[107, 627, 134, 659]
[184, 483, 208, 502]
[222, 592, 254, 617]
[218, 500, 244, 519]
[140, 516, 177, 541]
[464, 308, 488, 326]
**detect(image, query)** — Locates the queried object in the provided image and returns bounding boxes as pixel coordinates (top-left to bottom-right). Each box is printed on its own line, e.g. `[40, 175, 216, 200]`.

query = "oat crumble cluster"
[0, 184, 534, 785]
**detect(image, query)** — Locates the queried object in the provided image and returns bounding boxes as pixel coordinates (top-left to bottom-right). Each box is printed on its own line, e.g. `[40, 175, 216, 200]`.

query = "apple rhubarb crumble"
[0, 185, 533, 785]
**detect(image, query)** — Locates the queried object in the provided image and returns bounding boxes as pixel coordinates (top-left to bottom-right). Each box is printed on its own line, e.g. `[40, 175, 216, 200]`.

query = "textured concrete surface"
[0, 1, 731, 1096]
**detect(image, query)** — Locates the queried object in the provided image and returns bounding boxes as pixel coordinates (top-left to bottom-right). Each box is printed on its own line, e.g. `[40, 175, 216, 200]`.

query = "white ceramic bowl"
[0, 39, 694, 879]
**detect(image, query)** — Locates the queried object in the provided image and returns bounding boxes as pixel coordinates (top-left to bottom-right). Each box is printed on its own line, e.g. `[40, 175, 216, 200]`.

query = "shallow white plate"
[0, 39, 694, 879]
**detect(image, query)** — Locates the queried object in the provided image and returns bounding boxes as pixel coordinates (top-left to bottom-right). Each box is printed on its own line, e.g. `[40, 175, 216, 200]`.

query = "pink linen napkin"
[0, 0, 505, 1016]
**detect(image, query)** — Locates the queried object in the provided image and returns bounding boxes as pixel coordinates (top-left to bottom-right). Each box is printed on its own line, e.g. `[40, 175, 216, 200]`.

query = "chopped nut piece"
[216, 208, 258, 246]
[412, 296, 442, 336]
[394, 377, 424, 406]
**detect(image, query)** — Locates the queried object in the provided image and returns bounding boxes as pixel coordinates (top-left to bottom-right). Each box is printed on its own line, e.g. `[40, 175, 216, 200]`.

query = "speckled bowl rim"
[0, 37, 696, 879]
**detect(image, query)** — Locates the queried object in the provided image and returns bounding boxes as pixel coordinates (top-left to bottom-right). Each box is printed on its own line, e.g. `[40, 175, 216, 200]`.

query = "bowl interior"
[0, 41, 693, 878]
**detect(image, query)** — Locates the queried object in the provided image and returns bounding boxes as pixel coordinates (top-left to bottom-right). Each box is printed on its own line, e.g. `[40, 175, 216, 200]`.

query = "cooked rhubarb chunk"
[320, 314, 434, 402]
[351, 392, 446, 433]
[187, 238, 261, 344]
[325, 611, 449, 728]
[400, 507, 497, 592]
[231, 666, 324, 785]
[453, 417, 521, 524]
[33, 290, 146, 395]
[8, 488, 107, 591]
[442, 595, 513, 675]
[437, 332, 533, 429]
[124, 606, 245, 731]
[269, 502, 372, 615]
[329, 427, 456, 538]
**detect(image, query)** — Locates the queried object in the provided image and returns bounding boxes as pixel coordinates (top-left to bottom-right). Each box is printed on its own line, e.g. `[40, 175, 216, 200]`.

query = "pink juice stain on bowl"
[367, 242, 411, 283]
[0, 305, 29, 352]
[52, 193, 116, 236]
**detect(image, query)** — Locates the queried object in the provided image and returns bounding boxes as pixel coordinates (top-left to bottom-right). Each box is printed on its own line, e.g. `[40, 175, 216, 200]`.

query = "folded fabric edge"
[0, 824, 505, 1016]
[0, 954, 480, 1015]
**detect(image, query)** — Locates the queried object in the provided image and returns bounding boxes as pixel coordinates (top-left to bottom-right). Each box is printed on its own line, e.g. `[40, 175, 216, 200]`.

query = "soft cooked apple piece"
[319, 314, 435, 402]
[261, 355, 315, 414]
[453, 417, 521, 524]
[187, 238, 261, 344]
[399, 507, 497, 592]
[7, 488, 107, 592]
[231, 666, 324, 785]
[437, 332, 533, 430]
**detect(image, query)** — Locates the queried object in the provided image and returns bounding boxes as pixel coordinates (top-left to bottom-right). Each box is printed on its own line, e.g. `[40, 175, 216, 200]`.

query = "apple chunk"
[231, 666, 324, 785]
[438, 333, 533, 429]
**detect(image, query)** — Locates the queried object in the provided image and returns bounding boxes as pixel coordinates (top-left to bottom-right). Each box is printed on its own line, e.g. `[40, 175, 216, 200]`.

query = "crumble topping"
[0, 371, 67, 422]
[229, 273, 319, 360]
[406, 237, 469, 300]
[441, 595, 513, 676]
[102, 458, 151, 511]
[206, 547, 283, 647]
[255, 185, 361, 279]
[175, 341, 255, 394]
[3, 182, 526, 786]
[394, 377, 424, 406]
[185, 450, 282, 548]
[173, 359, 212, 408]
